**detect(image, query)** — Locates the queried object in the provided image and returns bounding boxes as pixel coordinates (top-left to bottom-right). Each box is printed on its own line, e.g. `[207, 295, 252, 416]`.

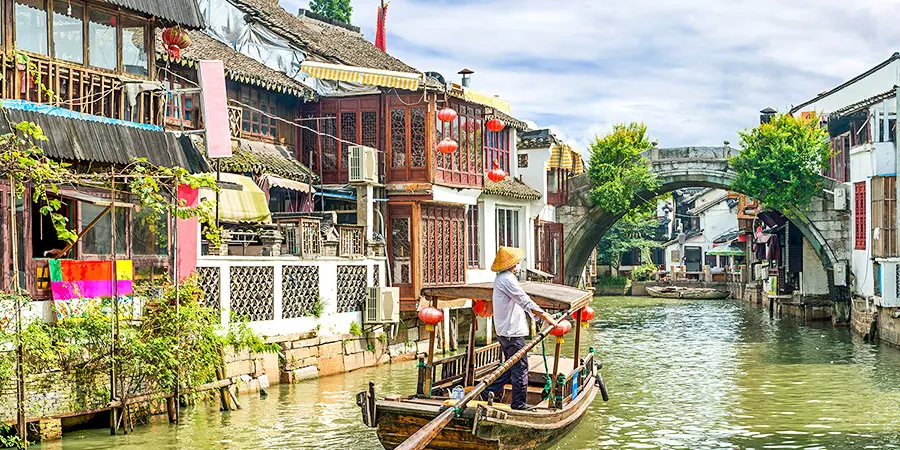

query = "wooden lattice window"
[484, 129, 510, 173]
[240, 86, 277, 139]
[435, 101, 483, 187]
[422, 204, 466, 286]
[872, 176, 897, 257]
[313, 97, 380, 184]
[467, 206, 481, 269]
[828, 133, 850, 182]
[855, 181, 866, 250]
[339, 225, 365, 257]
[389, 205, 412, 286]
[161, 72, 198, 128]
[387, 95, 429, 182]
[300, 218, 322, 257]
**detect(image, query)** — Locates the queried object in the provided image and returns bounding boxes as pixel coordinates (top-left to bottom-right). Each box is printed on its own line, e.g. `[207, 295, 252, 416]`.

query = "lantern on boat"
[473, 300, 492, 318]
[577, 306, 594, 326]
[418, 306, 444, 332]
[437, 107, 457, 123]
[437, 137, 458, 154]
[487, 161, 507, 182]
[162, 26, 191, 60]
[549, 319, 572, 344]
[486, 118, 505, 132]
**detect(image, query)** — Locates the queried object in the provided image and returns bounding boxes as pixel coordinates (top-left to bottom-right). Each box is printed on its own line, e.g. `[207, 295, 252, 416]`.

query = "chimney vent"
[458, 68, 474, 88]
[759, 107, 776, 124]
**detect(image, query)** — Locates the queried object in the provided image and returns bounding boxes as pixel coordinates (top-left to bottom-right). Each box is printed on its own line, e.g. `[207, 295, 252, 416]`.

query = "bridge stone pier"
[557, 146, 852, 301]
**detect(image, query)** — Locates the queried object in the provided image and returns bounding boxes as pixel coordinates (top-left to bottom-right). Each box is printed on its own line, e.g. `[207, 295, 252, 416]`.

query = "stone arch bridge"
[557, 146, 851, 300]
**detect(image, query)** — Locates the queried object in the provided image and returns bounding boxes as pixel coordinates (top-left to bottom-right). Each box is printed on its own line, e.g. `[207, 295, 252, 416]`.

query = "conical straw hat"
[492, 246, 525, 272]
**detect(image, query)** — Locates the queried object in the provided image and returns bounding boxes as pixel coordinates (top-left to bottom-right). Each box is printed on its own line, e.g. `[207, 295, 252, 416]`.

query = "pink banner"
[177, 184, 199, 279]
[50, 280, 134, 301]
[198, 60, 232, 158]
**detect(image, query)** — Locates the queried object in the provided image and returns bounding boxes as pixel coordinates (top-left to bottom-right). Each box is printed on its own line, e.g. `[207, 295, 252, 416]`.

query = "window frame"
[871, 176, 897, 258]
[466, 205, 481, 269]
[484, 128, 510, 173]
[496, 206, 521, 250]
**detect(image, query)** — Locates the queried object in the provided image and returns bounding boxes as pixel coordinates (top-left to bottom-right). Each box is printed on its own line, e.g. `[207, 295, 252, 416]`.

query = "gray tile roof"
[108, 0, 204, 29]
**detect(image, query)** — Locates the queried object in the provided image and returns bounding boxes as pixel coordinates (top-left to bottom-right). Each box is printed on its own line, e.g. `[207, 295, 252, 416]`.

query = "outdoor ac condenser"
[365, 287, 400, 324]
[349, 145, 378, 184]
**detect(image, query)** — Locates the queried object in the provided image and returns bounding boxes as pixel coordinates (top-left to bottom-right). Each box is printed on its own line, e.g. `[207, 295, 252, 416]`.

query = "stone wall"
[0, 370, 109, 425]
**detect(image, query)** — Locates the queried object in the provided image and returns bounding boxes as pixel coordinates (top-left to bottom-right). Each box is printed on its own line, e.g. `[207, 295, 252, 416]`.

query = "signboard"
[198, 60, 232, 158]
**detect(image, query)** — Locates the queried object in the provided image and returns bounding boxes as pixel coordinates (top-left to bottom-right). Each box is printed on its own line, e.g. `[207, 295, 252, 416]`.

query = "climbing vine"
[730, 112, 830, 217]
[587, 122, 659, 216]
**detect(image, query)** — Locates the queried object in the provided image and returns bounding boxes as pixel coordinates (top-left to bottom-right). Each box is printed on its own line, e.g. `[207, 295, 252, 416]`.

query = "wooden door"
[685, 246, 702, 272]
[535, 222, 565, 284]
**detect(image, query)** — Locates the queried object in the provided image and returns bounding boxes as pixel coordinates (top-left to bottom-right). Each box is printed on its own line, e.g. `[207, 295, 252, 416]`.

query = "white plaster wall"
[196, 255, 386, 337]
[432, 185, 481, 205]
[793, 59, 900, 115]
[800, 238, 830, 296]
[518, 147, 551, 198]
[850, 148, 876, 298]
[470, 196, 535, 284]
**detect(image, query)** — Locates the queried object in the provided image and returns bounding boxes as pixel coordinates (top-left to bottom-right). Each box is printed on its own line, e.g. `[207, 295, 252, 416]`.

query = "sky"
[282, 0, 900, 151]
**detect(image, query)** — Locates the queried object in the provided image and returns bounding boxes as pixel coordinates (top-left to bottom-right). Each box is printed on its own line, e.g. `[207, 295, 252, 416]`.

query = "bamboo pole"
[395, 306, 577, 450]
[109, 168, 119, 436]
[463, 316, 477, 387]
[172, 184, 181, 424]
[573, 310, 582, 369]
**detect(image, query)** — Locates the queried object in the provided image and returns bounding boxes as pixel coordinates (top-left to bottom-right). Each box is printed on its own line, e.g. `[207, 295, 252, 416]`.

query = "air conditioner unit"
[364, 287, 400, 324]
[349, 145, 378, 184]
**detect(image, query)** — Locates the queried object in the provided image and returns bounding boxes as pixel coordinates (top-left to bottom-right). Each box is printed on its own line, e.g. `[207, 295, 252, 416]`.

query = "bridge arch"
[558, 147, 850, 299]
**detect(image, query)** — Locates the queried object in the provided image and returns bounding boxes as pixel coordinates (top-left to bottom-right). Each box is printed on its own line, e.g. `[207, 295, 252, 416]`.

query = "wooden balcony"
[1, 52, 162, 126]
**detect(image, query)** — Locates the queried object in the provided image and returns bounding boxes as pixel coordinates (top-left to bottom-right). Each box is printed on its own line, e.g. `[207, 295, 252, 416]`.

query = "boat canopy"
[422, 282, 592, 311]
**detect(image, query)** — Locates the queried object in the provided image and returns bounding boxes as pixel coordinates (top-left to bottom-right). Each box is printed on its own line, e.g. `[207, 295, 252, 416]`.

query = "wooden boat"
[357, 282, 609, 450]
[646, 285, 730, 299]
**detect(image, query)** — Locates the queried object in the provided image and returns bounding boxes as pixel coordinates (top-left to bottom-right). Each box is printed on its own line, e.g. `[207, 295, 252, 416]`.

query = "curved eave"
[159, 54, 318, 101]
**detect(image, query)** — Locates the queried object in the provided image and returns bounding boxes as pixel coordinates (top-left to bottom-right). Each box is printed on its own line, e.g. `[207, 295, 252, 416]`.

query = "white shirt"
[492, 271, 545, 338]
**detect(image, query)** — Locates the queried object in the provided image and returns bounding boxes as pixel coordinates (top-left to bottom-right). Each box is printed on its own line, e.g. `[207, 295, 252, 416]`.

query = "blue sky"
[283, 0, 900, 151]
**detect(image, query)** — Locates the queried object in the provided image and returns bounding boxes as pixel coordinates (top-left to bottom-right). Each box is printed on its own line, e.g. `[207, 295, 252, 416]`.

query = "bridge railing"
[643, 146, 734, 162]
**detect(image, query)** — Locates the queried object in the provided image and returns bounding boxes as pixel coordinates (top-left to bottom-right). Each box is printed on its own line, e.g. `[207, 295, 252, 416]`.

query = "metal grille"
[301, 114, 319, 172]
[282, 265, 320, 319]
[391, 108, 406, 168]
[196, 267, 221, 310]
[391, 217, 411, 284]
[337, 265, 368, 313]
[229, 266, 275, 321]
[373, 265, 380, 287]
[410, 107, 426, 167]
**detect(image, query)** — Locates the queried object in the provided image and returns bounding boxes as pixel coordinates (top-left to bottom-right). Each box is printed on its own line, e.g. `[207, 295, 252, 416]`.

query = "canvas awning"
[58, 190, 136, 209]
[548, 144, 583, 174]
[301, 60, 422, 91]
[261, 174, 315, 193]
[454, 86, 511, 114]
[201, 172, 272, 224]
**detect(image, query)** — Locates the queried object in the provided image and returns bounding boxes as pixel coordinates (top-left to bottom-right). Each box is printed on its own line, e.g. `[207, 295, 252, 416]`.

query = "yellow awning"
[301, 60, 422, 91]
[548, 144, 584, 174]
[458, 87, 511, 114]
[201, 172, 272, 224]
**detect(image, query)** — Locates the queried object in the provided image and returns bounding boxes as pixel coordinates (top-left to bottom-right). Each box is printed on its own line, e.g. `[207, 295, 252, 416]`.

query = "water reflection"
[41, 297, 900, 449]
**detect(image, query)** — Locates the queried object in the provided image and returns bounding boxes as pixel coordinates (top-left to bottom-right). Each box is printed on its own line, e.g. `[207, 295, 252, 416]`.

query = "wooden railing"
[338, 225, 365, 257]
[1, 52, 162, 125]
[429, 342, 503, 391]
[552, 351, 596, 409]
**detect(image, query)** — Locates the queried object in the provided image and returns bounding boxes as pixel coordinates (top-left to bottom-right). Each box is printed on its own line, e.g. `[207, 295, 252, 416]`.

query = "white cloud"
[283, 0, 900, 149]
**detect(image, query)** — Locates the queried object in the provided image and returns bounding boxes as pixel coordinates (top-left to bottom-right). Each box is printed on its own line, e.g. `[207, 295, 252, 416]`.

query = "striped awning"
[301, 60, 422, 91]
[459, 87, 511, 113]
[548, 144, 584, 174]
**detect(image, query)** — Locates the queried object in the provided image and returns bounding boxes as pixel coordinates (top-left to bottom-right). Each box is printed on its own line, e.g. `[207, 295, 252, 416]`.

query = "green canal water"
[39, 297, 900, 449]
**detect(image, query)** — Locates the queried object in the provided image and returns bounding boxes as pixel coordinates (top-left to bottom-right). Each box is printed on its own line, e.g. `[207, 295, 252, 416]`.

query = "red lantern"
[437, 107, 457, 123]
[473, 300, 493, 318]
[418, 306, 444, 332]
[437, 138, 458, 154]
[549, 319, 572, 344]
[578, 306, 595, 325]
[487, 161, 506, 182]
[486, 118, 505, 132]
[162, 26, 191, 60]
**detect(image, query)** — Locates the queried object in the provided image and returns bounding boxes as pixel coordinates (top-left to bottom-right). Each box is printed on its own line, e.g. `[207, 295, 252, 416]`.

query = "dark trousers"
[483, 336, 529, 410]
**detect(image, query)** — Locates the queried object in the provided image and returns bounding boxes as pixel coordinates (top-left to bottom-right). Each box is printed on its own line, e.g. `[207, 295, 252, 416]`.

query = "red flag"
[375, 3, 388, 51]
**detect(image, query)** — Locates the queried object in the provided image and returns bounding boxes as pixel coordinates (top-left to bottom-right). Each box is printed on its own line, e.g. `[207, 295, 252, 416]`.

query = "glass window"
[132, 207, 168, 255]
[496, 208, 520, 249]
[82, 203, 127, 255]
[53, 1, 83, 63]
[89, 9, 117, 70]
[16, 0, 49, 55]
[121, 16, 147, 76]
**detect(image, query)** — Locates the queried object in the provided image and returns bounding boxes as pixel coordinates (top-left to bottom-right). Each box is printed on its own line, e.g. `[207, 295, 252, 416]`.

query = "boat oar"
[395, 307, 576, 450]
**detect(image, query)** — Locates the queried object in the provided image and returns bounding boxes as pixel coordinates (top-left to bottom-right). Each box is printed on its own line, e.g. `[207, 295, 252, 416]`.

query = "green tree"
[309, 0, 353, 24]
[587, 122, 659, 216]
[596, 202, 662, 272]
[730, 112, 830, 217]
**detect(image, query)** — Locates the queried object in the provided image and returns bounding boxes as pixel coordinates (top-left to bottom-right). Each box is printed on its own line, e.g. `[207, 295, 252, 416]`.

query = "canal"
[40, 296, 900, 449]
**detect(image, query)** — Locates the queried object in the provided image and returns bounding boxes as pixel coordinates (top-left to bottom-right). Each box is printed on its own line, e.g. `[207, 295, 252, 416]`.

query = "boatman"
[482, 246, 559, 410]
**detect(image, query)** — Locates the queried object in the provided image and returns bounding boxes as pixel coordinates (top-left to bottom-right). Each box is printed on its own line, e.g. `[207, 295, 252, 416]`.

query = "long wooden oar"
[395, 308, 576, 450]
